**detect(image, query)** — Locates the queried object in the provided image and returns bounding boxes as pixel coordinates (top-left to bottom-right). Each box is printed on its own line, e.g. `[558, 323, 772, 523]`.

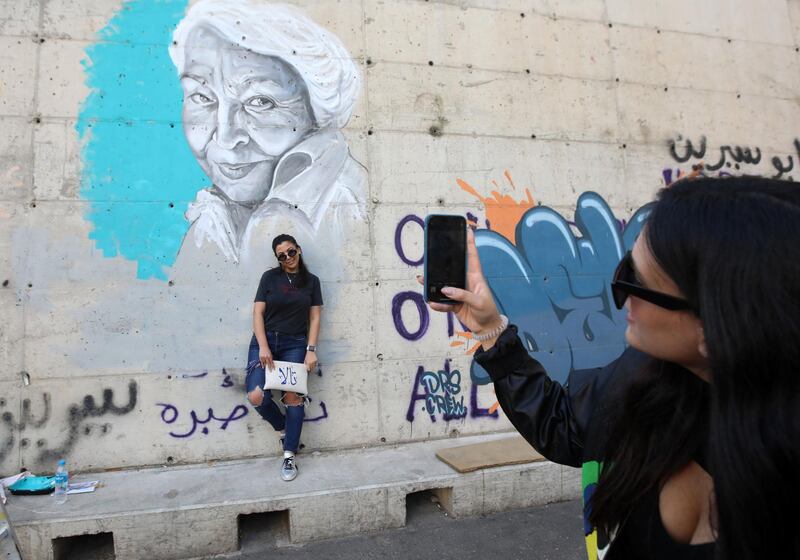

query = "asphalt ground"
[226, 496, 586, 560]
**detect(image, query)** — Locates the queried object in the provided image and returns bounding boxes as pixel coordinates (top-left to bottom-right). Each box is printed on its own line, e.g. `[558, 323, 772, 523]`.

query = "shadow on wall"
[471, 193, 652, 386]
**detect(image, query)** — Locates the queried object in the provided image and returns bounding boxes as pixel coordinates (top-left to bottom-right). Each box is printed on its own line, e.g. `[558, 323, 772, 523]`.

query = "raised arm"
[475, 328, 641, 467]
[419, 227, 632, 466]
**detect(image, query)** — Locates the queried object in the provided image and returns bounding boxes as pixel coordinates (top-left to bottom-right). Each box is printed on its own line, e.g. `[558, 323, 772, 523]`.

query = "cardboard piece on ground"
[436, 435, 545, 473]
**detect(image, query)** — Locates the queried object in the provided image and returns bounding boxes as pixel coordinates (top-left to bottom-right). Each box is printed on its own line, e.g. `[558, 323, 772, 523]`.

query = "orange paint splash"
[452, 171, 535, 418]
[457, 170, 536, 244]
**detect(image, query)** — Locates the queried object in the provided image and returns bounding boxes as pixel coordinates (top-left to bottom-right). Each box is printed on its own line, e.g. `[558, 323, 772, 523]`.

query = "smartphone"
[424, 214, 467, 303]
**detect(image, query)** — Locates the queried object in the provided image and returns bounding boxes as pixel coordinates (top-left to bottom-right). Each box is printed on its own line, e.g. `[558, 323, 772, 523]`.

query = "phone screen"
[425, 215, 467, 303]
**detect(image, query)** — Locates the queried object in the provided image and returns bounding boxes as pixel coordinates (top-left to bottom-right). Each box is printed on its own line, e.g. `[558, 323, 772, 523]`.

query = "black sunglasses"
[276, 248, 298, 262]
[611, 251, 694, 312]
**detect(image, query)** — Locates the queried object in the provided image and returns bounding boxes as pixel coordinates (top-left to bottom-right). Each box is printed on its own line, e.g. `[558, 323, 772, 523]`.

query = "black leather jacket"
[475, 325, 652, 558]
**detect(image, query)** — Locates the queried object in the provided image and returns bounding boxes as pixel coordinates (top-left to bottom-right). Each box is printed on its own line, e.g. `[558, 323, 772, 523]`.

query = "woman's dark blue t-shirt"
[254, 268, 323, 335]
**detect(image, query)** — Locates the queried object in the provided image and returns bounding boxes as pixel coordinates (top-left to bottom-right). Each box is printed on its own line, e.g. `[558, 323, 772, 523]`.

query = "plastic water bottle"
[54, 460, 68, 504]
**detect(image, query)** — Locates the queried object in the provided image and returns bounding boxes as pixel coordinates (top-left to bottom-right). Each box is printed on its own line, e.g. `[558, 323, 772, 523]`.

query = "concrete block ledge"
[5, 434, 581, 560]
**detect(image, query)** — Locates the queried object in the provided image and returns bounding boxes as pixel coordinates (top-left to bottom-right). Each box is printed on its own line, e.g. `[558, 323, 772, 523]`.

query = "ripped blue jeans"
[246, 333, 306, 453]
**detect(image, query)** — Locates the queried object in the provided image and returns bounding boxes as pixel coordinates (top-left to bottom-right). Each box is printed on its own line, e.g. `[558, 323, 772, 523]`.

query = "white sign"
[263, 361, 308, 396]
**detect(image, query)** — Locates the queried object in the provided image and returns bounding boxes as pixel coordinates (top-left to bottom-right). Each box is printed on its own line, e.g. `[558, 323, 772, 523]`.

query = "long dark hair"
[272, 233, 310, 288]
[589, 176, 800, 559]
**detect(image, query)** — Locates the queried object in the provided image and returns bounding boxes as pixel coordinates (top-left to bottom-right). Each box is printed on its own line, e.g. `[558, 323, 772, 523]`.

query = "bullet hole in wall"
[367, 128, 374, 135]
[531, 134, 536, 139]
[664, 87, 669, 92]
[37, 439, 45, 448]
[525, 69, 530, 74]
[167, 456, 174, 464]
[20, 439, 29, 448]
[27, 283, 32, 288]
[380, 437, 386, 442]
[366, 58, 372, 65]
[608, 23, 613, 28]
[168, 280, 174, 287]
[168, 202, 174, 208]
[33, 116, 41, 124]
[429, 125, 442, 137]
[2, 280, 8, 287]
[428, 60, 434, 66]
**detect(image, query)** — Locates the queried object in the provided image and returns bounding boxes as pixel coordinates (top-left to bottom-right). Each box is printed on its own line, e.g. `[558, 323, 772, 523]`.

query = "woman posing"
[247, 234, 322, 481]
[422, 176, 799, 559]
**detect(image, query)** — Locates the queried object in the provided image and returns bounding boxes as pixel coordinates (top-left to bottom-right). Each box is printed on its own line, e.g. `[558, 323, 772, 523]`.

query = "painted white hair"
[169, 0, 361, 129]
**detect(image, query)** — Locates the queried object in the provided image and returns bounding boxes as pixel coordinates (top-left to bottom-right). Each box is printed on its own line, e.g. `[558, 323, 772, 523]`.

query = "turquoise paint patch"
[76, 0, 208, 280]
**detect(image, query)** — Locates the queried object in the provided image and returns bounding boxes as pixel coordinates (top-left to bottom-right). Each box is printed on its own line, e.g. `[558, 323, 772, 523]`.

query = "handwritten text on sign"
[264, 361, 308, 395]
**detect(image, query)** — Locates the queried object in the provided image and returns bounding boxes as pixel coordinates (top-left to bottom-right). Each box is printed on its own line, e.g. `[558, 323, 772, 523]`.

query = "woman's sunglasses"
[276, 248, 298, 262]
[611, 251, 694, 312]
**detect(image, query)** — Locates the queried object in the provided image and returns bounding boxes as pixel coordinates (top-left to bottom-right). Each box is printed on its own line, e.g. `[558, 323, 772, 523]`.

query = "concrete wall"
[1, 0, 799, 475]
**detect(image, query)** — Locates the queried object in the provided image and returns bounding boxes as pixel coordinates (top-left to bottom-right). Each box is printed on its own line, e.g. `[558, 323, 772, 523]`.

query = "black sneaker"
[281, 456, 298, 481]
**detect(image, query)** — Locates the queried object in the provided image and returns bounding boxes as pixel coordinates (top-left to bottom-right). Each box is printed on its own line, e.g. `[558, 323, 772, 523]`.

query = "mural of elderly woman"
[169, 0, 366, 265]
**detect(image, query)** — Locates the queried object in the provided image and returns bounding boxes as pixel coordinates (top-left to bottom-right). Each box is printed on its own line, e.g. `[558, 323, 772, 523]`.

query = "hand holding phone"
[420, 222, 505, 346]
[424, 214, 467, 303]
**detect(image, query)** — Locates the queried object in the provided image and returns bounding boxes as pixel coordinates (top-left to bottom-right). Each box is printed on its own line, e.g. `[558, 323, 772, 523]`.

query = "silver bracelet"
[472, 315, 509, 341]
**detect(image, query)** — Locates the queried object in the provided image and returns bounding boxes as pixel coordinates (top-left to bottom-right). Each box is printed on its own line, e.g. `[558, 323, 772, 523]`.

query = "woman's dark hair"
[272, 233, 310, 288]
[589, 176, 800, 559]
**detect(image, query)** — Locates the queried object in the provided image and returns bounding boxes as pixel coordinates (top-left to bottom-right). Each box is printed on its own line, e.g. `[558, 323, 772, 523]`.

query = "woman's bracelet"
[472, 315, 509, 341]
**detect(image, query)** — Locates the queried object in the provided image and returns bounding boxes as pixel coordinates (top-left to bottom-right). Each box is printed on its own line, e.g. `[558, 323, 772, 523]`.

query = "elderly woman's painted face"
[180, 27, 315, 202]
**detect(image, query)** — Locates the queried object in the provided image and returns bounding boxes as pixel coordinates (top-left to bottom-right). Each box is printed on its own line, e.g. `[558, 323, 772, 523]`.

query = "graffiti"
[303, 398, 329, 423]
[470, 385, 499, 419]
[38, 382, 138, 463]
[391, 217, 471, 342]
[170, 1, 366, 264]
[458, 171, 535, 244]
[178, 371, 208, 379]
[157, 402, 248, 438]
[406, 362, 467, 422]
[77, 0, 365, 278]
[473, 193, 649, 385]
[394, 214, 425, 266]
[0, 394, 52, 464]
[392, 291, 430, 341]
[221, 369, 234, 388]
[668, 135, 800, 180]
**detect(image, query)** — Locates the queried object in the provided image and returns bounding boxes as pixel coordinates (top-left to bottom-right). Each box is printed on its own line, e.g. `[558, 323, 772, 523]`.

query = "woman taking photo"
[423, 176, 799, 559]
[247, 234, 322, 481]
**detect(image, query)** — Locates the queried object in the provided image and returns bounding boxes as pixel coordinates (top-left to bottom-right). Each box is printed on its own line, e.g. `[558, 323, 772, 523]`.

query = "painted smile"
[216, 161, 264, 180]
